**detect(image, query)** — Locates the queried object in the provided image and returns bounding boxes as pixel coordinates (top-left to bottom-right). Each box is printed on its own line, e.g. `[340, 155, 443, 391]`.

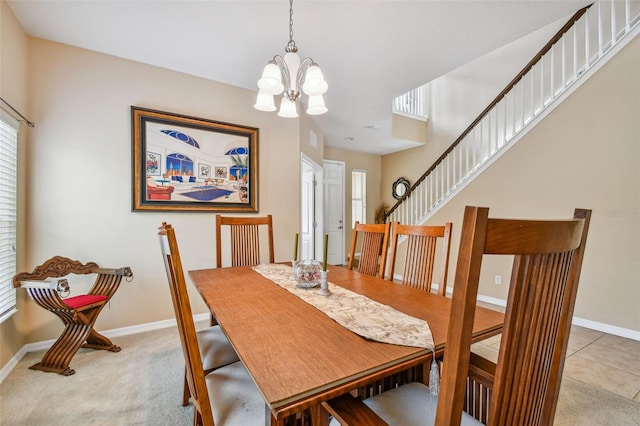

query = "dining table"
[188, 263, 504, 426]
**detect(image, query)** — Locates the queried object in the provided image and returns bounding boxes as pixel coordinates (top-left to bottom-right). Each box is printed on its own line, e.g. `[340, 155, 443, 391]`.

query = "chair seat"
[197, 326, 240, 371]
[206, 361, 265, 425]
[329, 383, 481, 426]
[62, 294, 108, 309]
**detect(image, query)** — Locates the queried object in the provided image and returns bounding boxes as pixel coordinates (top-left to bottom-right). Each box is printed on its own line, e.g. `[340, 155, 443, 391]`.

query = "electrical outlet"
[495, 275, 502, 285]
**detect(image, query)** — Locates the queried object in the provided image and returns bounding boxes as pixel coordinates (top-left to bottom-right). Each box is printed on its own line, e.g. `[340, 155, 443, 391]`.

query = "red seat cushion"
[63, 294, 108, 309]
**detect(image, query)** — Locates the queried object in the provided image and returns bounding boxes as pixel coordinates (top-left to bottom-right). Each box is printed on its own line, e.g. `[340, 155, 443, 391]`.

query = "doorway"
[323, 160, 345, 265]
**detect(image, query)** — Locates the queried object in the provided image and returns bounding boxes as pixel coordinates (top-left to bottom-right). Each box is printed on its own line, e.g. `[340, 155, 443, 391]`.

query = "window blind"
[0, 111, 18, 323]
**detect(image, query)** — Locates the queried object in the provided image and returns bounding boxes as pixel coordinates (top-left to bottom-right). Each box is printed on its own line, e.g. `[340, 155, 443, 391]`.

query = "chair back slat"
[347, 221, 391, 278]
[216, 215, 274, 268]
[158, 223, 215, 425]
[388, 222, 452, 295]
[435, 207, 591, 426]
[359, 232, 385, 276]
[230, 224, 261, 266]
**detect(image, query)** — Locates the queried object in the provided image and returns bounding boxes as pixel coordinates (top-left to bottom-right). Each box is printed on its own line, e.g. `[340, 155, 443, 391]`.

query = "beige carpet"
[1, 325, 638, 425]
[0, 326, 193, 425]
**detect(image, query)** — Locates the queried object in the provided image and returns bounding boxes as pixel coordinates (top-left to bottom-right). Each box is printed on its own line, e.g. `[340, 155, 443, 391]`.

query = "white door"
[323, 160, 345, 265]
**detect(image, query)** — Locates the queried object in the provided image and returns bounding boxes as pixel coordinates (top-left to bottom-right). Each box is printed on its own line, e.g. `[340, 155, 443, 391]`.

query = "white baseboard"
[0, 346, 28, 384]
[571, 317, 640, 341]
[0, 313, 210, 384]
[3, 298, 637, 384]
[433, 283, 639, 341]
[474, 293, 640, 341]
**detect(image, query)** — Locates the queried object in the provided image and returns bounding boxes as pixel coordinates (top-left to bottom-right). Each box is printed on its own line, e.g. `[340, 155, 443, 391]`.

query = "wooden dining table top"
[188, 264, 504, 422]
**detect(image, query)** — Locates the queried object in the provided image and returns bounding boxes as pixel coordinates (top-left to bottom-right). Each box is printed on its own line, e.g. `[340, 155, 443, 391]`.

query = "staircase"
[385, 0, 640, 225]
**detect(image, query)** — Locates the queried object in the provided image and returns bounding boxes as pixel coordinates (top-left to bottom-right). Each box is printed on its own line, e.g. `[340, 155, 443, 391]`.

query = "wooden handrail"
[384, 4, 592, 221]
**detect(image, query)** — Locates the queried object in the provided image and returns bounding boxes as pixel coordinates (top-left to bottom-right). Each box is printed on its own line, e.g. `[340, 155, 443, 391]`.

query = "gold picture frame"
[132, 106, 258, 212]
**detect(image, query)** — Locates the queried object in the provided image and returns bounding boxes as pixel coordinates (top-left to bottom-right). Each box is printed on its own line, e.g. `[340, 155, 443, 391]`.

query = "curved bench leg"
[31, 304, 121, 375]
[83, 329, 121, 352]
[29, 363, 76, 376]
[30, 322, 94, 376]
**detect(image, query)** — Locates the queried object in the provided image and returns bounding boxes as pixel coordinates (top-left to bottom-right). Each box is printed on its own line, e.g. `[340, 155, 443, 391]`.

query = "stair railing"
[385, 0, 640, 225]
[392, 84, 429, 121]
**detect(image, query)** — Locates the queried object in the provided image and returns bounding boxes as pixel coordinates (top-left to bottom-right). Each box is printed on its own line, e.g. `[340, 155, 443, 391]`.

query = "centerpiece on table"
[294, 259, 322, 289]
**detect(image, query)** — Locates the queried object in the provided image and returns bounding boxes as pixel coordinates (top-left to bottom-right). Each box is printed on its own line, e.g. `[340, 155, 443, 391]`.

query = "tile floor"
[471, 324, 640, 402]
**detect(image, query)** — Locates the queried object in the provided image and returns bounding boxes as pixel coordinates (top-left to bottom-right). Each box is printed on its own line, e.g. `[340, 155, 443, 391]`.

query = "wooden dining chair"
[347, 221, 391, 278]
[163, 220, 242, 405]
[323, 206, 591, 426]
[386, 222, 453, 296]
[158, 223, 263, 423]
[215, 214, 275, 268]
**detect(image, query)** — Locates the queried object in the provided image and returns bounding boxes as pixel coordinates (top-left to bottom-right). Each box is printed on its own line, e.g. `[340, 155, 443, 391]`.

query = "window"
[0, 111, 18, 323]
[351, 169, 366, 226]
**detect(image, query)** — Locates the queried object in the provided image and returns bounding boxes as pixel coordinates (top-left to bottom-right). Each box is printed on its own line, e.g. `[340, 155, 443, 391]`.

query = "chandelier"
[254, 0, 328, 118]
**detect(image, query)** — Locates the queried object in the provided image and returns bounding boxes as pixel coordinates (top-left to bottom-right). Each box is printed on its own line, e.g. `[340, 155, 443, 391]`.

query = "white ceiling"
[7, 0, 591, 155]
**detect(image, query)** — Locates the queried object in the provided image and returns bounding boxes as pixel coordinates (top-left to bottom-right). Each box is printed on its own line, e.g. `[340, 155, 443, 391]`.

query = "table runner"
[253, 263, 434, 351]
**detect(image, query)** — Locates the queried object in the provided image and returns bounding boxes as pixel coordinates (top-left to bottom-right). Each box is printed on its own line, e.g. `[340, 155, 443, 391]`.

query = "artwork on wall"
[198, 164, 211, 179]
[215, 166, 227, 179]
[146, 151, 161, 176]
[131, 106, 259, 212]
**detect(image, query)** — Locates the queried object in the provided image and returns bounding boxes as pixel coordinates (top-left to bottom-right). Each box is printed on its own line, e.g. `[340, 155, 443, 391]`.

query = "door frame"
[301, 154, 323, 261]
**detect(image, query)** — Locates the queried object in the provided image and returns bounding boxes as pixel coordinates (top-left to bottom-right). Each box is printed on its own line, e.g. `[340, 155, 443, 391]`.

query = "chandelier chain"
[289, 0, 294, 44]
[285, 0, 297, 52]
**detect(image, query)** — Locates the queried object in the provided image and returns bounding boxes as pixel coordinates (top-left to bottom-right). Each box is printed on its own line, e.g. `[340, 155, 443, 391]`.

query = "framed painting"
[146, 151, 161, 176]
[215, 166, 227, 179]
[132, 106, 259, 212]
[198, 163, 211, 179]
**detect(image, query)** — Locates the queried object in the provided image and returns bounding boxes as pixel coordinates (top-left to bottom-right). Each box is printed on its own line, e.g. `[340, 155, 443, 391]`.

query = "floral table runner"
[253, 263, 434, 351]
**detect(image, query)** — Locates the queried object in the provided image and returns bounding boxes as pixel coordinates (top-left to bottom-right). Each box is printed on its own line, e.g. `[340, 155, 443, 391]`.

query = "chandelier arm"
[272, 55, 291, 92]
[295, 57, 314, 92]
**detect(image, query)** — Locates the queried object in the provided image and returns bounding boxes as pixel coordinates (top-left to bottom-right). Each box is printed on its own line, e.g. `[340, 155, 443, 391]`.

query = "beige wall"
[24, 37, 303, 334]
[0, 0, 29, 370]
[324, 146, 383, 262]
[0, 2, 322, 370]
[384, 34, 640, 332]
[300, 114, 325, 166]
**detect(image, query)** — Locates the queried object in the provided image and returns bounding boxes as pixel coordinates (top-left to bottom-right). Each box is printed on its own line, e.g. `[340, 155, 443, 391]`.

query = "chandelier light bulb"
[278, 97, 299, 118]
[257, 62, 284, 95]
[306, 95, 327, 115]
[302, 65, 328, 96]
[254, 91, 277, 112]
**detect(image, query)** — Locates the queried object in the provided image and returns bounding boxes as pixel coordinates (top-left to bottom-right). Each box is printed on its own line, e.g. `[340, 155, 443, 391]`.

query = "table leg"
[267, 405, 282, 426]
[311, 404, 330, 426]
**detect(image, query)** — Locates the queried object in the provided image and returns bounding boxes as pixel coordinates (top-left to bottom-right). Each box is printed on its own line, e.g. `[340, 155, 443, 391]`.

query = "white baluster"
[586, 8, 591, 67]
[612, 0, 617, 44]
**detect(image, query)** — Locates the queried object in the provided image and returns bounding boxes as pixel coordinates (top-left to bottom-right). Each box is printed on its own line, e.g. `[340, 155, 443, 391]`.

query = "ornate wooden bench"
[13, 256, 133, 376]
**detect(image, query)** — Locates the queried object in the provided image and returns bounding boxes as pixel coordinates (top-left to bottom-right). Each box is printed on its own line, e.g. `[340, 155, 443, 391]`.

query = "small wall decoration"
[132, 106, 259, 212]
[198, 164, 211, 179]
[146, 151, 161, 176]
[392, 177, 410, 200]
[215, 166, 227, 179]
